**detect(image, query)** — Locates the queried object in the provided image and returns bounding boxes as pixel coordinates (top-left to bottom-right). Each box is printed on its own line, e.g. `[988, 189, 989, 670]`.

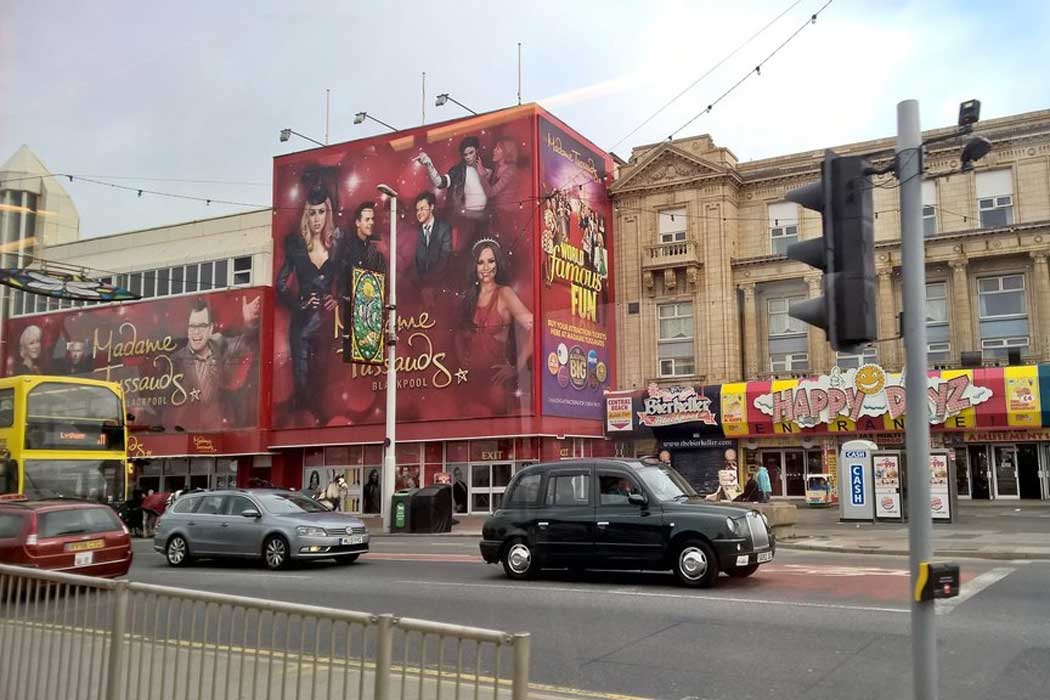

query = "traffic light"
[785, 150, 876, 353]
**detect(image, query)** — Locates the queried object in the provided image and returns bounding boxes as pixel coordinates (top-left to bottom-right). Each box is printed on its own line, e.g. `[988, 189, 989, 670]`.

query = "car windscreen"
[38, 507, 123, 538]
[257, 492, 329, 514]
[635, 467, 692, 502]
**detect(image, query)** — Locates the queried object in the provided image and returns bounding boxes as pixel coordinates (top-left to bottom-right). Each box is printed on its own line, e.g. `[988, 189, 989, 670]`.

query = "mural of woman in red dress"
[460, 239, 533, 412]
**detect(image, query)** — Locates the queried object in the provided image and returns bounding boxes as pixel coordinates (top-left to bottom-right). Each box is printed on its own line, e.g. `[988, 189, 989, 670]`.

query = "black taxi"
[479, 459, 774, 587]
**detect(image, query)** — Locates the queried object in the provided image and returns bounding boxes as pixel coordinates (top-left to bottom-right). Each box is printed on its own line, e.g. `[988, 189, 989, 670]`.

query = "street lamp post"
[278, 128, 326, 148]
[434, 94, 478, 115]
[377, 184, 398, 533]
[354, 112, 398, 133]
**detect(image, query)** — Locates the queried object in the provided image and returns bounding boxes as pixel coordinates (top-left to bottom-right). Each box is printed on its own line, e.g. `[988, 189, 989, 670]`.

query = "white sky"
[4, 0, 1049, 237]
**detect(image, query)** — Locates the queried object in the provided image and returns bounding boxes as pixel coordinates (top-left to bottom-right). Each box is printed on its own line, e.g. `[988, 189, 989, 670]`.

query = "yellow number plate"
[66, 539, 105, 552]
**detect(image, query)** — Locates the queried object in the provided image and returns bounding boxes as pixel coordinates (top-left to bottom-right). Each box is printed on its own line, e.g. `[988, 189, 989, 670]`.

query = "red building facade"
[1, 105, 618, 515]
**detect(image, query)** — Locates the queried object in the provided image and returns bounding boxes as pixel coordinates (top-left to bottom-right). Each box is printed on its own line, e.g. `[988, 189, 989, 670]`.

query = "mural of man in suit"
[413, 191, 452, 281]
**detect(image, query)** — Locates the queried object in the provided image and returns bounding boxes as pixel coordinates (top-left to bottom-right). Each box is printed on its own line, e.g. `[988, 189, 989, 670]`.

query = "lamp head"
[376, 184, 398, 198]
[279, 128, 291, 142]
[353, 112, 367, 125]
[435, 93, 449, 107]
[961, 136, 992, 169]
[958, 99, 981, 129]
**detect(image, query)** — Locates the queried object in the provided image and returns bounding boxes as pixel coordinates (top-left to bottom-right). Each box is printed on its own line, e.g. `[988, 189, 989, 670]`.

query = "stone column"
[877, 269, 899, 369]
[1029, 251, 1050, 360]
[739, 282, 758, 379]
[805, 275, 827, 372]
[949, 258, 974, 361]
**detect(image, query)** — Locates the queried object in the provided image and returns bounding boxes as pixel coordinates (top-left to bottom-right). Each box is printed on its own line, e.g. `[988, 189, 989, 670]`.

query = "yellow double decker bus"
[0, 375, 129, 503]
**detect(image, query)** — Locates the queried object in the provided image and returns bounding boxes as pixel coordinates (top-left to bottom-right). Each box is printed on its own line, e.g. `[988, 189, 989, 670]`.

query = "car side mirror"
[628, 493, 647, 507]
[240, 509, 261, 519]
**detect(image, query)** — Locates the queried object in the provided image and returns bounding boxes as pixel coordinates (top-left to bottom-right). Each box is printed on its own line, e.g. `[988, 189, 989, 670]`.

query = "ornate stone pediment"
[611, 144, 726, 194]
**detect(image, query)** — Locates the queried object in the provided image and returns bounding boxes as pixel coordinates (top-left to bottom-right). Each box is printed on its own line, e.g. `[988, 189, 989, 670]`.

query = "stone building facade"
[611, 108, 1050, 388]
[609, 108, 1050, 501]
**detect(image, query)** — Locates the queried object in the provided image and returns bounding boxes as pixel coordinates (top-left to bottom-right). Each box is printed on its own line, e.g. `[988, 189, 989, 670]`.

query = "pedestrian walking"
[755, 464, 772, 503]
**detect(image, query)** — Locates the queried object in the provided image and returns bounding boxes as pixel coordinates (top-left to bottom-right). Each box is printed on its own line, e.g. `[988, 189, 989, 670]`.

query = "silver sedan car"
[154, 489, 369, 570]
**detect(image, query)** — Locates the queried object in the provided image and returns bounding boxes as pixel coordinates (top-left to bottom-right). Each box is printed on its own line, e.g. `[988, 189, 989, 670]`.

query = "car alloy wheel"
[675, 540, 718, 588]
[264, 536, 288, 570]
[501, 539, 535, 580]
[166, 536, 189, 567]
[679, 546, 707, 580]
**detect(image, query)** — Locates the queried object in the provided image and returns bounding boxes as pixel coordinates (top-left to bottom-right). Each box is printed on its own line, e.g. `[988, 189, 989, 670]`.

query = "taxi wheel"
[501, 538, 536, 580]
[728, 563, 760, 578]
[263, 535, 290, 571]
[165, 535, 192, 567]
[674, 540, 718, 588]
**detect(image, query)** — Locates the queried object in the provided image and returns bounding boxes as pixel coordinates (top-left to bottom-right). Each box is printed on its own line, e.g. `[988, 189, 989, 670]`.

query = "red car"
[0, 500, 133, 578]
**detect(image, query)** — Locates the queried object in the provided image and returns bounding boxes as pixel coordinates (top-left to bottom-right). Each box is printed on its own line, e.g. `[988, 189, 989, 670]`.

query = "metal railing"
[0, 563, 529, 700]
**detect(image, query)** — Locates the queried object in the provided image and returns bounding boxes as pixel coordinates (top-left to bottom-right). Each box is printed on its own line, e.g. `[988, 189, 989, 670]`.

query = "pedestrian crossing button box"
[915, 562, 960, 601]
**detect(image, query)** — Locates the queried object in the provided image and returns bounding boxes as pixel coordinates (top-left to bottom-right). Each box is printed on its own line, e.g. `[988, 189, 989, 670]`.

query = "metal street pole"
[378, 184, 398, 533]
[898, 99, 937, 700]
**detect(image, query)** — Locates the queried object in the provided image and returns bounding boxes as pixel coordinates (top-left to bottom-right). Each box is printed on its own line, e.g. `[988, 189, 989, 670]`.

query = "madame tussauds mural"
[270, 106, 614, 430]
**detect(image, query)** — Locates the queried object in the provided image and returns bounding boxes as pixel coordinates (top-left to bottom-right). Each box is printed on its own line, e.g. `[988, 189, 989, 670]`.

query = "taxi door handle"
[597, 521, 610, 528]
[221, 523, 229, 527]
[538, 521, 549, 528]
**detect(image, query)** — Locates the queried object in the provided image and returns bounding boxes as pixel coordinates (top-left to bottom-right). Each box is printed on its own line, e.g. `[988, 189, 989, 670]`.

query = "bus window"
[0, 460, 15, 495]
[25, 383, 125, 451]
[0, 389, 13, 427]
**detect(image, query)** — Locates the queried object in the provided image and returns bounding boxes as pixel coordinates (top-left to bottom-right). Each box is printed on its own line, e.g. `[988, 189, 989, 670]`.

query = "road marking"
[154, 570, 316, 580]
[763, 564, 909, 577]
[400, 580, 909, 615]
[936, 566, 1014, 615]
[363, 553, 484, 563]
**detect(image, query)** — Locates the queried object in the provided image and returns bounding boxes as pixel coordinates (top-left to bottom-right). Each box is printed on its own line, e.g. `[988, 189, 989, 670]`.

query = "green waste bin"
[390, 489, 417, 532]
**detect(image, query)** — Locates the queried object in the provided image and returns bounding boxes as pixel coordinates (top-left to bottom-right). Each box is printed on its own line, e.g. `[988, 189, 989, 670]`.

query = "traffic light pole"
[898, 99, 937, 700]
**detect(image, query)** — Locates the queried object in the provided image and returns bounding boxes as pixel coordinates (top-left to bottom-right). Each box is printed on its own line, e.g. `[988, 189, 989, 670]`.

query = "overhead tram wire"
[608, 0, 805, 153]
[668, 0, 836, 141]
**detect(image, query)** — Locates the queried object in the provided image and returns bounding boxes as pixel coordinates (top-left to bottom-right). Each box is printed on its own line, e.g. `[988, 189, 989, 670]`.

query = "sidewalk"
[779, 500, 1050, 560]
[360, 502, 1050, 560]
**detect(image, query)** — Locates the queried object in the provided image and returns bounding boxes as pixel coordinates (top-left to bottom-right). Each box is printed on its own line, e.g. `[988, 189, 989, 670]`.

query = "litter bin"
[390, 489, 417, 532]
[410, 484, 454, 533]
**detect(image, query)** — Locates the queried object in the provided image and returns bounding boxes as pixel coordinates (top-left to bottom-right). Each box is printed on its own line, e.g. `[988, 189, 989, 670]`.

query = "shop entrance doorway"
[1017, 444, 1042, 499]
[969, 446, 991, 499]
[757, 449, 822, 498]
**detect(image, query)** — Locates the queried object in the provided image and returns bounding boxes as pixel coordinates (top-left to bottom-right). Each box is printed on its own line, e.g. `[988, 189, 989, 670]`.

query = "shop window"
[836, 346, 878, 369]
[976, 170, 1014, 228]
[978, 274, 1028, 358]
[658, 302, 695, 377]
[233, 256, 253, 286]
[927, 281, 950, 363]
[922, 180, 937, 236]
[769, 202, 799, 256]
[185, 264, 199, 293]
[768, 295, 808, 372]
[214, 259, 228, 289]
[658, 207, 687, 244]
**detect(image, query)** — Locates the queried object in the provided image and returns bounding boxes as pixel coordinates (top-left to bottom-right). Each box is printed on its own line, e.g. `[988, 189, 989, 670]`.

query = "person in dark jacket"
[276, 183, 343, 419]
[413, 191, 452, 281]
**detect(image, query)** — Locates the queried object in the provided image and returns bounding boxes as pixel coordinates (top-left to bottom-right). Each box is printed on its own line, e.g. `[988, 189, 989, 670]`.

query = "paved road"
[129, 537, 1050, 700]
